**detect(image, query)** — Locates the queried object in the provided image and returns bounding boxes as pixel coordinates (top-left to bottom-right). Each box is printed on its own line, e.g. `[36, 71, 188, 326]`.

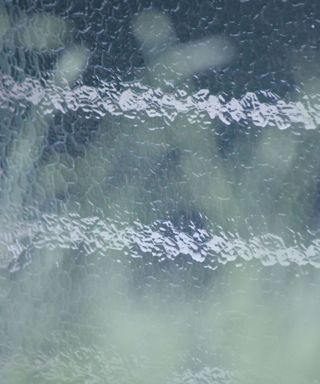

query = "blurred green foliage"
[0, 7, 319, 384]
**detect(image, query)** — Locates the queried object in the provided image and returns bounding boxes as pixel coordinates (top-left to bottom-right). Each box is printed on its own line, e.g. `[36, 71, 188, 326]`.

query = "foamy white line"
[1, 213, 319, 269]
[0, 75, 319, 130]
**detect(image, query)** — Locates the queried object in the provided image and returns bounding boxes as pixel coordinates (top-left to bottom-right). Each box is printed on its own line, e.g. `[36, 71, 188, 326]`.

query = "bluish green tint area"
[0, 1, 320, 383]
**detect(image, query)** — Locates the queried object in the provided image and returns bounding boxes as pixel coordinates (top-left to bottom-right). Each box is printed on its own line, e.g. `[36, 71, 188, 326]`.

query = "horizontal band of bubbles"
[0, 75, 318, 129]
[0, 7, 318, 133]
[0, 212, 319, 271]
[0, 9, 318, 271]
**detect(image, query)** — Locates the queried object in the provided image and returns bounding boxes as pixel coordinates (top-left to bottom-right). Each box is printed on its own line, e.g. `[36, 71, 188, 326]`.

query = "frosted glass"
[0, 2, 319, 383]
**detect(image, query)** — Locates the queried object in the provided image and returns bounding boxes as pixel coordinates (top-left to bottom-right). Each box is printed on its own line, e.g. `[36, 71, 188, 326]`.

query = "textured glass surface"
[0, 1, 320, 383]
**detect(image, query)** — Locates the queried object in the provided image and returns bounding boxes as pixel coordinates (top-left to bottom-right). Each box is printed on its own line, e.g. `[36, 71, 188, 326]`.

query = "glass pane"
[0, 1, 319, 383]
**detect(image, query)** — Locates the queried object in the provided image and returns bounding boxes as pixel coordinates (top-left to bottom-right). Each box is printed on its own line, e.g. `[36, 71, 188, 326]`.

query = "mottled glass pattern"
[0, 1, 319, 383]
